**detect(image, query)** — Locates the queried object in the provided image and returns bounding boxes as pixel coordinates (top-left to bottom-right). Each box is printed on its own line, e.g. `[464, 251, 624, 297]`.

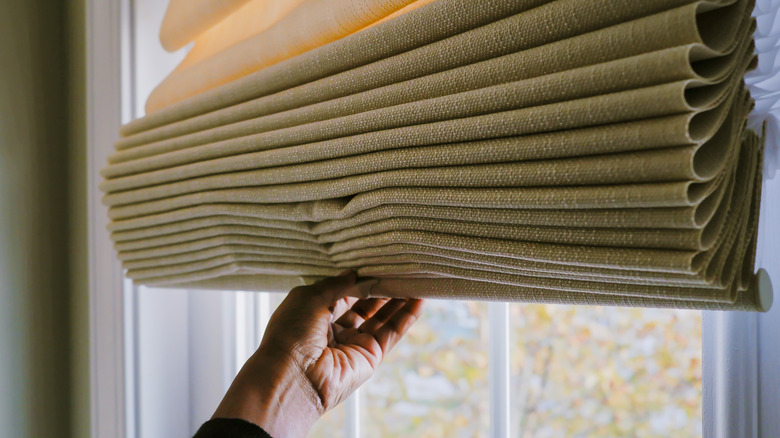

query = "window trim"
[489, 302, 510, 438]
[86, 0, 778, 436]
[703, 311, 760, 438]
[86, 0, 134, 435]
[702, 174, 780, 438]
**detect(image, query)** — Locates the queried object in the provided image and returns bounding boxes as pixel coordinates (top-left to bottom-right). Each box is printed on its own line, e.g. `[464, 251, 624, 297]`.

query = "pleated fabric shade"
[101, 0, 775, 311]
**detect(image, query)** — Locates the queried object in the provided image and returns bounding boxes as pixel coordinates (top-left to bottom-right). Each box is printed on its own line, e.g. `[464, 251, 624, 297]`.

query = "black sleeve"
[193, 418, 273, 438]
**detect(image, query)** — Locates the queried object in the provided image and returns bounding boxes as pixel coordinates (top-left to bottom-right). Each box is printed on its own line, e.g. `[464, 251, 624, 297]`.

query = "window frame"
[85, 0, 779, 436]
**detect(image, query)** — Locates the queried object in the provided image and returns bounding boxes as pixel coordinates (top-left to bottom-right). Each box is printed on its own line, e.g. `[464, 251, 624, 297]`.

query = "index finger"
[367, 299, 425, 355]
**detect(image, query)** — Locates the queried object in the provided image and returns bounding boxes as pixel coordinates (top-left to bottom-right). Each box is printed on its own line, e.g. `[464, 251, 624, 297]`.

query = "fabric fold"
[100, 0, 771, 311]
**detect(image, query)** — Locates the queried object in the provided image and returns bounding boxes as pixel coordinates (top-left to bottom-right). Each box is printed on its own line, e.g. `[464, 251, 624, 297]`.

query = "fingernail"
[356, 278, 378, 298]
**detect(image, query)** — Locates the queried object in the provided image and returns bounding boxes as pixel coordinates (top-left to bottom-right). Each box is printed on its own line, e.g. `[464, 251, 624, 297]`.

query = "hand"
[211, 270, 424, 438]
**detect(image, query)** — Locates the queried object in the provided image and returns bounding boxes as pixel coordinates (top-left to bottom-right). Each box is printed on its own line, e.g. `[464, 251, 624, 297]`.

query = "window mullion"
[489, 302, 510, 438]
[344, 390, 360, 438]
[124, 279, 139, 438]
[255, 292, 272, 345]
[234, 293, 250, 376]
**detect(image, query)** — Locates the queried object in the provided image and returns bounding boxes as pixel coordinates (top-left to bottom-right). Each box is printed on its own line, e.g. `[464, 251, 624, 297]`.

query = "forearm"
[212, 350, 321, 438]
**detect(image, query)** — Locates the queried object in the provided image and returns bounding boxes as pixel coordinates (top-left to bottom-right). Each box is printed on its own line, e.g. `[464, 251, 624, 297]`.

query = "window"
[128, 288, 705, 437]
[86, 0, 780, 437]
[508, 305, 702, 437]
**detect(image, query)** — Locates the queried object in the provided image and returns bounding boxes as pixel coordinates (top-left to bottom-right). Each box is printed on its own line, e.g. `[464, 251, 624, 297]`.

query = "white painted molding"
[87, 0, 131, 435]
[345, 391, 361, 438]
[703, 163, 780, 438]
[758, 292, 780, 436]
[756, 175, 780, 437]
[703, 311, 760, 438]
[488, 302, 510, 438]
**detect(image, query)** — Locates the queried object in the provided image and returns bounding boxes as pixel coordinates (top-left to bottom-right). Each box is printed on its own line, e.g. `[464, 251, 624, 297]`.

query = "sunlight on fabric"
[147, 0, 422, 112]
[102, 0, 775, 311]
[159, 0, 252, 52]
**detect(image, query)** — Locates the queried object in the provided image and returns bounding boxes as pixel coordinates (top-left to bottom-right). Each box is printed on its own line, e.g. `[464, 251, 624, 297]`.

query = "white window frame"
[86, 0, 780, 436]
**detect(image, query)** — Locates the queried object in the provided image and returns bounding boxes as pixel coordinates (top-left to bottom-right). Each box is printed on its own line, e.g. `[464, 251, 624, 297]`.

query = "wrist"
[212, 349, 322, 438]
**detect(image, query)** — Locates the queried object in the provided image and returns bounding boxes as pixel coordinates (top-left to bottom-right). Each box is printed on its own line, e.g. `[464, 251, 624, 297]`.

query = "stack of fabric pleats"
[101, 0, 774, 311]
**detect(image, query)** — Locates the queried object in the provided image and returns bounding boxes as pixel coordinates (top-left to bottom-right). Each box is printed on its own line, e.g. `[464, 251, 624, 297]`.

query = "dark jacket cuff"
[193, 418, 273, 438]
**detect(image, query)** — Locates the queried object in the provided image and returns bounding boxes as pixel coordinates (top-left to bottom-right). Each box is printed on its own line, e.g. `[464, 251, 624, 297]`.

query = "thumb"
[290, 270, 359, 308]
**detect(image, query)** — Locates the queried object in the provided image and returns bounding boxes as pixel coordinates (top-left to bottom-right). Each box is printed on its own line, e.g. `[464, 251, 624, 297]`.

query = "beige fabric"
[103, 41, 753, 189]
[127, 254, 336, 281]
[111, 215, 312, 241]
[99, 0, 771, 311]
[132, 143, 757, 294]
[115, 6, 754, 151]
[147, 0, 423, 112]
[110, 119, 745, 257]
[107, 4, 756, 170]
[117, 138, 749, 285]
[123, 0, 542, 134]
[174, 0, 435, 71]
[115, 217, 708, 250]
[123, 0, 739, 135]
[106, 201, 713, 234]
[102, 78, 739, 177]
[113, 224, 318, 251]
[107, 182, 703, 221]
[118, 235, 326, 261]
[104, 115, 708, 185]
[171, 275, 764, 311]
[158, 0, 253, 52]
[171, 0, 307, 63]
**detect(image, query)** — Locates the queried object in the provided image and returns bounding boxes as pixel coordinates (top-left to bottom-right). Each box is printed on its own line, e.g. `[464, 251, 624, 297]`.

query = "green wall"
[0, 0, 89, 436]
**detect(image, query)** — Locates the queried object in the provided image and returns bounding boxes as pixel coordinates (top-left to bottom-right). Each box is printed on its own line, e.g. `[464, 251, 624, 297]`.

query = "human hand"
[211, 270, 424, 438]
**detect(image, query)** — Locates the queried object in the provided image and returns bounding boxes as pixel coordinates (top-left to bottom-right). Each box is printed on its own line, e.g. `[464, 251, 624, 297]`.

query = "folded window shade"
[102, 0, 776, 311]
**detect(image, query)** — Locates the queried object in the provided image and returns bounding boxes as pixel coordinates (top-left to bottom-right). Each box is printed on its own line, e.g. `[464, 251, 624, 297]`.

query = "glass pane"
[509, 304, 702, 437]
[267, 291, 287, 319]
[234, 291, 286, 372]
[308, 403, 346, 438]
[361, 300, 490, 437]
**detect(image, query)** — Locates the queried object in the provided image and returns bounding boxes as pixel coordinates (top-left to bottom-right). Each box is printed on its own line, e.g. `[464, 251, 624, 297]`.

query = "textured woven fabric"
[123, 0, 747, 135]
[103, 44, 754, 189]
[123, 0, 548, 133]
[115, 3, 752, 151]
[158, 0, 253, 51]
[105, 2, 754, 171]
[166, 0, 307, 58]
[101, 0, 772, 311]
[147, 0, 420, 112]
[102, 81, 739, 178]
[103, 93, 747, 205]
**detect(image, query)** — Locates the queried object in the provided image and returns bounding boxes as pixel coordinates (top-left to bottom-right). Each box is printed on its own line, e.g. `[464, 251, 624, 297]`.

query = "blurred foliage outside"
[295, 299, 701, 438]
[509, 304, 702, 438]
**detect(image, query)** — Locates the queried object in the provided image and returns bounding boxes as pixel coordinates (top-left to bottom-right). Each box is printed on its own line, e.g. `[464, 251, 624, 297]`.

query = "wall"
[0, 0, 84, 436]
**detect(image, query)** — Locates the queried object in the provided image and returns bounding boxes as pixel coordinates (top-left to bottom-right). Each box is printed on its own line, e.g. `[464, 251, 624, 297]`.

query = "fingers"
[334, 298, 388, 328]
[357, 299, 408, 334]
[314, 270, 358, 303]
[355, 298, 424, 355]
[288, 270, 356, 306]
[330, 296, 359, 321]
[333, 298, 405, 345]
